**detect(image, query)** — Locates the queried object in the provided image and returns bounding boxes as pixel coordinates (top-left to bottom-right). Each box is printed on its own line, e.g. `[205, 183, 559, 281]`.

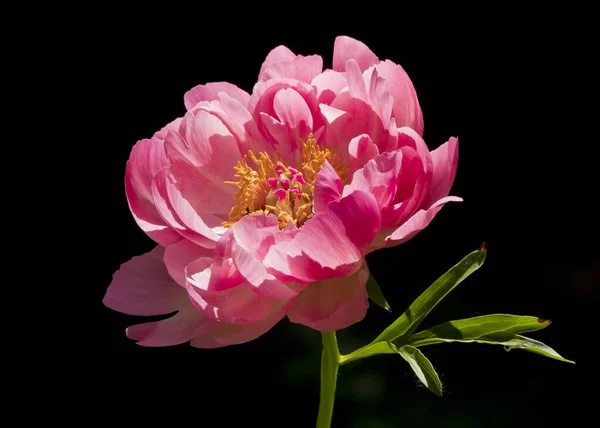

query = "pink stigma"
[267, 178, 278, 189]
[274, 189, 287, 201]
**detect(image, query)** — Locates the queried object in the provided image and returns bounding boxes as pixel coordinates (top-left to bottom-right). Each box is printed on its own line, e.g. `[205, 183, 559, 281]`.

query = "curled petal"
[345, 59, 368, 102]
[103, 246, 186, 316]
[375, 60, 424, 135]
[288, 263, 369, 331]
[333, 36, 379, 73]
[186, 257, 279, 324]
[164, 240, 214, 286]
[313, 161, 343, 214]
[125, 119, 183, 246]
[265, 190, 381, 282]
[231, 214, 298, 299]
[344, 150, 403, 209]
[311, 70, 347, 104]
[347, 133, 379, 175]
[384, 196, 463, 247]
[184, 82, 250, 110]
[151, 168, 222, 248]
[422, 137, 459, 208]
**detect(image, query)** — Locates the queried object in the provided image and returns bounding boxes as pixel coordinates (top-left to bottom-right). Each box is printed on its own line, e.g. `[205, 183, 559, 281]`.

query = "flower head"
[104, 36, 460, 348]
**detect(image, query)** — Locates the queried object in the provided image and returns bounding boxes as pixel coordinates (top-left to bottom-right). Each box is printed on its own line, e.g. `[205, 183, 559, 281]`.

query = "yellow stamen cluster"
[223, 134, 348, 230]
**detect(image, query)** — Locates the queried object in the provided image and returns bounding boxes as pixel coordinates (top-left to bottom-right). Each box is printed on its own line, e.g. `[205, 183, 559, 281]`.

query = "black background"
[83, 15, 598, 427]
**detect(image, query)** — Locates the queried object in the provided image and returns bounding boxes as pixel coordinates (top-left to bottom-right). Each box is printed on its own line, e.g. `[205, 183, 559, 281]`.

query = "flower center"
[223, 134, 347, 230]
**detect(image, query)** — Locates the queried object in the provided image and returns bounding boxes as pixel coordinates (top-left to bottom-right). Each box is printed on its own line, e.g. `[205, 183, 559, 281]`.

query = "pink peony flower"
[104, 36, 461, 348]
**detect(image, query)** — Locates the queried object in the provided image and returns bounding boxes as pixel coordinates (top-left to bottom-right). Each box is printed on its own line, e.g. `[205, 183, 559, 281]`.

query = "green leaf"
[372, 246, 487, 344]
[408, 314, 551, 346]
[409, 330, 574, 364]
[366, 274, 392, 312]
[398, 345, 443, 396]
[339, 341, 398, 365]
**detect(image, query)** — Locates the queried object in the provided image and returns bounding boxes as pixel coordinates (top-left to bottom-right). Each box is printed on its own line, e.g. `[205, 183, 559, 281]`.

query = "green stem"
[316, 331, 340, 428]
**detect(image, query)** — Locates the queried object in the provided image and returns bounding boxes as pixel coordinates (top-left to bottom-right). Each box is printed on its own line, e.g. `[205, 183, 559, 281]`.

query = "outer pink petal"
[164, 240, 214, 286]
[231, 214, 298, 299]
[313, 161, 342, 214]
[103, 246, 187, 316]
[186, 257, 279, 324]
[184, 82, 250, 110]
[264, 190, 381, 282]
[311, 70, 348, 104]
[260, 55, 324, 84]
[151, 168, 223, 248]
[190, 304, 290, 348]
[375, 60, 424, 136]
[125, 119, 183, 247]
[384, 196, 463, 247]
[333, 36, 379, 72]
[258, 45, 297, 81]
[287, 262, 369, 331]
[422, 137, 459, 209]
[126, 299, 216, 347]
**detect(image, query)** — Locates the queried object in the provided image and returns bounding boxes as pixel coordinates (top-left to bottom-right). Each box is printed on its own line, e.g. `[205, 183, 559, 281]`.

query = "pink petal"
[375, 60, 424, 136]
[384, 196, 463, 246]
[345, 59, 368, 102]
[184, 82, 250, 110]
[164, 124, 236, 217]
[273, 88, 314, 136]
[422, 137, 459, 209]
[258, 45, 297, 81]
[287, 263, 369, 331]
[333, 36, 379, 73]
[328, 92, 396, 155]
[103, 246, 186, 316]
[344, 150, 403, 209]
[125, 119, 183, 247]
[347, 133, 379, 173]
[231, 214, 298, 300]
[313, 161, 343, 214]
[260, 88, 313, 157]
[264, 191, 381, 282]
[186, 257, 280, 324]
[365, 66, 393, 125]
[311, 70, 348, 104]
[164, 240, 214, 286]
[126, 300, 216, 347]
[151, 168, 223, 248]
[319, 103, 349, 125]
[249, 79, 322, 146]
[260, 55, 324, 84]
[190, 304, 290, 348]
[377, 145, 430, 229]
[178, 110, 242, 183]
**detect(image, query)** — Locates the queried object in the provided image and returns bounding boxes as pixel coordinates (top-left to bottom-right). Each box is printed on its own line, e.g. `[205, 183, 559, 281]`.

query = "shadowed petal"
[103, 246, 186, 316]
[288, 263, 369, 331]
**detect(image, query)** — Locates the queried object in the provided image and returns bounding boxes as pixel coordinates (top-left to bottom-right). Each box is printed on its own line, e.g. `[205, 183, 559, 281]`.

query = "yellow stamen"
[223, 134, 348, 230]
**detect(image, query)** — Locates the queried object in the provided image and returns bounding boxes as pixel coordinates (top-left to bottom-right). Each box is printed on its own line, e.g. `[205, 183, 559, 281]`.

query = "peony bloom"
[104, 36, 460, 348]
